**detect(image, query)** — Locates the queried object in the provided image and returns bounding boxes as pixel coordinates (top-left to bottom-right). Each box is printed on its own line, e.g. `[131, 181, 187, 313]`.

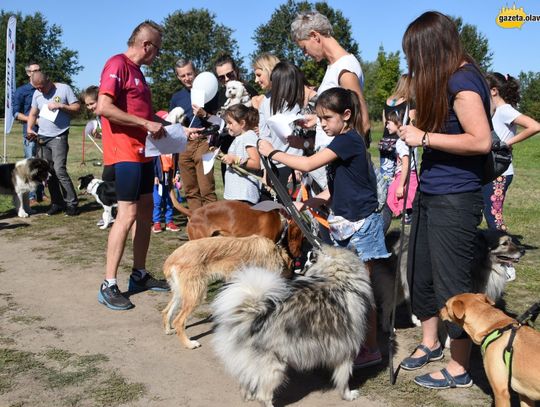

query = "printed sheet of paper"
[145, 124, 188, 157]
[202, 149, 220, 174]
[39, 104, 59, 122]
[266, 113, 303, 143]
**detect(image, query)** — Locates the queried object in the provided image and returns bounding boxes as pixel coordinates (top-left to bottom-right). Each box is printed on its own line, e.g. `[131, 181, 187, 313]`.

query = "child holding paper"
[221, 104, 261, 204]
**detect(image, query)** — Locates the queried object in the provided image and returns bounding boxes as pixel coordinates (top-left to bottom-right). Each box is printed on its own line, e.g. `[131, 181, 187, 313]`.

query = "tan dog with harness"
[441, 293, 540, 407]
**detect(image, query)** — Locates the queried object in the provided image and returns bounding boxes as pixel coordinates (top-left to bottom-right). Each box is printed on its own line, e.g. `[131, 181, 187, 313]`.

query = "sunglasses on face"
[218, 71, 236, 82]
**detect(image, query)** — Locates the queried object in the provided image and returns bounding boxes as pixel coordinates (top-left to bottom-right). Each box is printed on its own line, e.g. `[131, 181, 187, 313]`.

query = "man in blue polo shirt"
[169, 59, 218, 211]
[13, 62, 44, 202]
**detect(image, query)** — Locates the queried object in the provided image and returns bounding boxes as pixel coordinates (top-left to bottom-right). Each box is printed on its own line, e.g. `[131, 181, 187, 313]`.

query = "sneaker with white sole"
[165, 222, 179, 232]
[98, 283, 134, 310]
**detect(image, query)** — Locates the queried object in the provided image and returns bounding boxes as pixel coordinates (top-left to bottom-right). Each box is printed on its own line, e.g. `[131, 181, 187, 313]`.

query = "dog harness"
[481, 322, 521, 391]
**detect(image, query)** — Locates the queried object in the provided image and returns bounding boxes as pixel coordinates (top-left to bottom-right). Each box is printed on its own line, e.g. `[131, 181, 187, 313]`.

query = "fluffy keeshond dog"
[211, 244, 374, 407]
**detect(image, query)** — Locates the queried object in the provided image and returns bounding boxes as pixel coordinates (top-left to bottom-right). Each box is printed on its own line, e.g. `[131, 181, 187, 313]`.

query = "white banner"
[3, 16, 16, 162]
[4, 16, 16, 135]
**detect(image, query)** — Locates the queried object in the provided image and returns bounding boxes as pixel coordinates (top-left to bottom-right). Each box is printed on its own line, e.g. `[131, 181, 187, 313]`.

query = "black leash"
[257, 141, 322, 250]
[516, 301, 540, 325]
[388, 104, 416, 384]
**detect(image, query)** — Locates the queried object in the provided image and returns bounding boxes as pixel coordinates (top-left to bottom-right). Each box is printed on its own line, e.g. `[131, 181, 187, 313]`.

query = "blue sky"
[2, 0, 539, 90]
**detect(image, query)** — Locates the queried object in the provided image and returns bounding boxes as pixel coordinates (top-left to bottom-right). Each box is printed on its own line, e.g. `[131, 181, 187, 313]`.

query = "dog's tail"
[212, 267, 289, 338]
[169, 188, 192, 217]
[211, 267, 289, 376]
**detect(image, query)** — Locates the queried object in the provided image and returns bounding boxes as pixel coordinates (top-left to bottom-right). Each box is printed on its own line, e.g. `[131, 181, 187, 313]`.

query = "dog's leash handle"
[516, 301, 540, 325]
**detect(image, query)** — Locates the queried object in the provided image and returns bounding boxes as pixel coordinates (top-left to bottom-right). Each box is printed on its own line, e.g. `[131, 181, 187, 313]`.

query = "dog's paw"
[185, 339, 201, 349]
[241, 388, 256, 401]
[411, 314, 421, 327]
[164, 327, 176, 335]
[18, 210, 29, 218]
[342, 389, 359, 401]
[99, 224, 109, 230]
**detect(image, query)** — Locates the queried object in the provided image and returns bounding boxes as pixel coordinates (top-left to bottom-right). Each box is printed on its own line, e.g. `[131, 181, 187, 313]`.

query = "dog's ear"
[479, 293, 495, 306]
[452, 299, 466, 320]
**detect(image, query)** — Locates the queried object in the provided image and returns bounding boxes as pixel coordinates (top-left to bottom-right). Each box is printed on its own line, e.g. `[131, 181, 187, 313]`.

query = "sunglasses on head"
[218, 71, 236, 82]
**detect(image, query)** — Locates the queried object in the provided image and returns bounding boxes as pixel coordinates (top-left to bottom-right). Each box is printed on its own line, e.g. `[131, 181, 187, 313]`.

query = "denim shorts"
[114, 161, 154, 201]
[334, 211, 391, 262]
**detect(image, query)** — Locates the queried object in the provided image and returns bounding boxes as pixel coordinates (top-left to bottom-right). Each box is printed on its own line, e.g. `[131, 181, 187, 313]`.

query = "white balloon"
[192, 72, 218, 104]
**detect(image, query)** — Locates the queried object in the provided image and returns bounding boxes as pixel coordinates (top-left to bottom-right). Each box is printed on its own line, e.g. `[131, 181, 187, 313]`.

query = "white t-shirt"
[395, 139, 418, 173]
[315, 54, 364, 149]
[258, 93, 303, 168]
[493, 103, 520, 176]
[223, 130, 260, 204]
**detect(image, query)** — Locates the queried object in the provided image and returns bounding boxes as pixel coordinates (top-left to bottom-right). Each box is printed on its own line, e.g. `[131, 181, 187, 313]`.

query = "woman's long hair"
[390, 74, 412, 101]
[402, 11, 471, 132]
[269, 61, 305, 115]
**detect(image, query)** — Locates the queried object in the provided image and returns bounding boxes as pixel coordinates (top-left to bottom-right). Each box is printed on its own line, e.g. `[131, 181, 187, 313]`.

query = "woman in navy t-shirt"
[398, 12, 492, 390]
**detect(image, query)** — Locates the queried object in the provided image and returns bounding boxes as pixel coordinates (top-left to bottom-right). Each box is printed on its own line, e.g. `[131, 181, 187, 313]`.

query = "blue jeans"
[153, 184, 174, 223]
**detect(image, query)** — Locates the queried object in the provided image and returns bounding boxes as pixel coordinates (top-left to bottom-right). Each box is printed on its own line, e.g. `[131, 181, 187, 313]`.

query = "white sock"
[104, 278, 117, 287]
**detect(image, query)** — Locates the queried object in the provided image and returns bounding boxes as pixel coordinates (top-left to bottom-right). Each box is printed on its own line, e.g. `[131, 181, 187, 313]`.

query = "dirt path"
[0, 218, 493, 407]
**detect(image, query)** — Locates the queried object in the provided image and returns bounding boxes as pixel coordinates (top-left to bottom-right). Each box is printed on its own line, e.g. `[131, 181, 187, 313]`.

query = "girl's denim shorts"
[334, 211, 391, 262]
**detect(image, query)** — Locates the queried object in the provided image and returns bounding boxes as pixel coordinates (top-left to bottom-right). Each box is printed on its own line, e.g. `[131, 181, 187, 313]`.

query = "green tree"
[0, 10, 82, 115]
[252, 0, 360, 86]
[518, 71, 540, 119]
[146, 8, 241, 111]
[451, 16, 493, 71]
[364, 46, 401, 121]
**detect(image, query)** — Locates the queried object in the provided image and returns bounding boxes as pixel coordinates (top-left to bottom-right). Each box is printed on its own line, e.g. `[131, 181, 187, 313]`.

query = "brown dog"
[441, 293, 540, 406]
[162, 235, 292, 349]
[170, 195, 304, 260]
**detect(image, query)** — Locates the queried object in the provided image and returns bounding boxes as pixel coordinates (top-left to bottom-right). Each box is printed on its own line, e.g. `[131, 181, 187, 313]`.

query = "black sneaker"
[128, 272, 170, 293]
[98, 283, 134, 310]
[65, 206, 80, 216]
[46, 204, 64, 216]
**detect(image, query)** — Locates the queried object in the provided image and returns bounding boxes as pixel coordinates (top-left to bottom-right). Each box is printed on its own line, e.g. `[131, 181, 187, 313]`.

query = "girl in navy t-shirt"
[258, 87, 389, 369]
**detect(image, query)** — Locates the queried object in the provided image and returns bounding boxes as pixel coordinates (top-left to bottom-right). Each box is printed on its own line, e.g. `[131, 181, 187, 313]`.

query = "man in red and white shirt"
[95, 20, 168, 310]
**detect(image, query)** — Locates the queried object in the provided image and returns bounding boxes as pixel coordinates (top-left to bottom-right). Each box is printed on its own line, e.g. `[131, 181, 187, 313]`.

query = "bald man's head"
[31, 71, 52, 93]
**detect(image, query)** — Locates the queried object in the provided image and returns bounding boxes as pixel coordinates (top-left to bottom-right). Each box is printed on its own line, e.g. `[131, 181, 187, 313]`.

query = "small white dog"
[223, 80, 252, 109]
[165, 106, 186, 124]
